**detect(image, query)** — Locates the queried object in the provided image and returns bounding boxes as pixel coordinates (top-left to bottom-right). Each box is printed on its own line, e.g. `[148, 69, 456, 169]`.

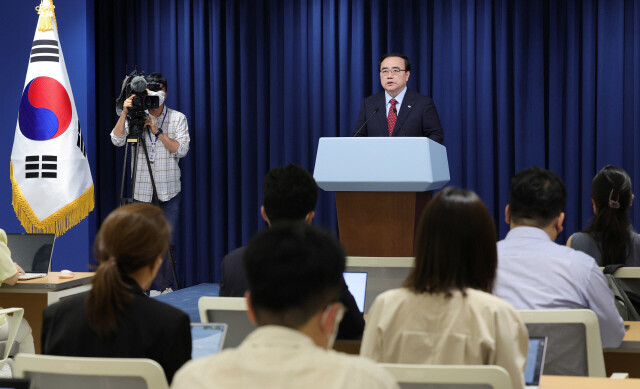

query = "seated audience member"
[494, 167, 625, 349]
[173, 223, 398, 389]
[42, 203, 191, 383]
[219, 164, 365, 339]
[360, 187, 528, 389]
[0, 229, 35, 354]
[568, 165, 640, 266]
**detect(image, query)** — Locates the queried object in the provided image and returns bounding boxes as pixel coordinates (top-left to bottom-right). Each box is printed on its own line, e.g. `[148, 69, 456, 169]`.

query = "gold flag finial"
[35, 0, 57, 32]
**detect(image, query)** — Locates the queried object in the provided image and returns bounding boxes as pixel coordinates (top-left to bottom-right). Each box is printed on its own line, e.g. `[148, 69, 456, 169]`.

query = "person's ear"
[245, 291, 258, 325]
[591, 198, 597, 214]
[505, 204, 511, 224]
[631, 194, 635, 208]
[260, 206, 270, 226]
[319, 303, 339, 335]
[304, 211, 315, 225]
[556, 212, 565, 234]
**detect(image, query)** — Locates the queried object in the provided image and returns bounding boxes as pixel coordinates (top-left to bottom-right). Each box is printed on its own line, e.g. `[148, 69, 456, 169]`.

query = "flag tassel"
[10, 163, 94, 237]
[35, 0, 57, 32]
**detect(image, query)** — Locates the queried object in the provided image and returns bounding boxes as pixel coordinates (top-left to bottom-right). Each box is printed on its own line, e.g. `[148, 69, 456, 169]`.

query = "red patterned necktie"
[387, 99, 397, 136]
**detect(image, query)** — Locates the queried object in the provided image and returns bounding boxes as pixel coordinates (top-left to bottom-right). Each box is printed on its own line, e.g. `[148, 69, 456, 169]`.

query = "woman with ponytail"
[568, 165, 640, 266]
[41, 203, 191, 383]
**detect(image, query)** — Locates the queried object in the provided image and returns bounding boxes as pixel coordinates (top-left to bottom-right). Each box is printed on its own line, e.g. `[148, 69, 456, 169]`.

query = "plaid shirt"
[111, 106, 190, 202]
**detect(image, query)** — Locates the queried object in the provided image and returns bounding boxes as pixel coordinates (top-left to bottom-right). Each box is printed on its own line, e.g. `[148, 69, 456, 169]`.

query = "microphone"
[130, 76, 148, 93]
[353, 108, 380, 137]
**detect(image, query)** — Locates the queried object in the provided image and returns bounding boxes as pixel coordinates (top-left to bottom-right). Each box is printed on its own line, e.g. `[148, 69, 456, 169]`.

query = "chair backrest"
[14, 354, 169, 389]
[345, 256, 413, 313]
[378, 364, 513, 389]
[198, 296, 254, 349]
[518, 309, 605, 377]
[0, 308, 24, 372]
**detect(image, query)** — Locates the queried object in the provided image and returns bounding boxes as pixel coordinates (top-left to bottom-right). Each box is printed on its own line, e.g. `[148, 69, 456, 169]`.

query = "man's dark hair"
[244, 222, 345, 328]
[146, 72, 167, 91]
[378, 53, 411, 72]
[509, 167, 567, 227]
[405, 187, 497, 295]
[262, 164, 318, 223]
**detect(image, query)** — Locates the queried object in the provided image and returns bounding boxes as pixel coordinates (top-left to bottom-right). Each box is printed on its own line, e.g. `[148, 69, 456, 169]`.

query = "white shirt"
[172, 325, 398, 389]
[495, 226, 625, 348]
[385, 86, 407, 118]
[110, 106, 190, 202]
[361, 287, 528, 389]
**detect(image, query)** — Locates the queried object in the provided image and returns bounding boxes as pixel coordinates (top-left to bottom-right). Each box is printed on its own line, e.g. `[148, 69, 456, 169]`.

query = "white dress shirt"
[361, 287, 528, 389]
[495, 226, 625, 348]
[172, 325, 398, 389]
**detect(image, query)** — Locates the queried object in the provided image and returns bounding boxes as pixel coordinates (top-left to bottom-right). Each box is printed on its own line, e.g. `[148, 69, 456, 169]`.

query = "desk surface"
[541, 375, 640, 388]
[623, 321, 640, 342]
[0, 272, 94, 291]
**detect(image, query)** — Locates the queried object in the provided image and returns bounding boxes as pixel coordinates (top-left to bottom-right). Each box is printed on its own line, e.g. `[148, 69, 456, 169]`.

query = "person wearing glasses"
[352, 53, 443, 143]
[173, 223, 398, 389]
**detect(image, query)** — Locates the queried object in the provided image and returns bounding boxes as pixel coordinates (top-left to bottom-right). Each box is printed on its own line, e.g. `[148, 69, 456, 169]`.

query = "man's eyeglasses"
[380, 68, 407, 76]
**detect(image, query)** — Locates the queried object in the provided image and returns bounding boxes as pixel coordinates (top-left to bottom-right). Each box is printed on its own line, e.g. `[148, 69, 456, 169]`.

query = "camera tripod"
[119, 127, 180, 290]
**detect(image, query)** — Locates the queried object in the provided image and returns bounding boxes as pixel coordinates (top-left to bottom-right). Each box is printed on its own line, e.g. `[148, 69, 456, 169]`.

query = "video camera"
[115, 70, 160, 137]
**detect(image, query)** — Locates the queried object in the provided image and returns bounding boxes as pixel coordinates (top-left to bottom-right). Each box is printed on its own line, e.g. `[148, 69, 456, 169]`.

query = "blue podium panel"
[313, 137, 450, 192]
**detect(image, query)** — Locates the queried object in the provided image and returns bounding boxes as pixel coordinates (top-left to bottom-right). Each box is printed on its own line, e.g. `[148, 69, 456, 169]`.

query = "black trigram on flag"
[30, 39, 59, 63]
[25, 155, 57, 179]
[76, 121, 86, 158]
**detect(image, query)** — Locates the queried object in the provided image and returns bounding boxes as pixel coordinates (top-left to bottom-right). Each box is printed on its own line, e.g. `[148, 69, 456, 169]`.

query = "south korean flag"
[10, 0, 94, 236]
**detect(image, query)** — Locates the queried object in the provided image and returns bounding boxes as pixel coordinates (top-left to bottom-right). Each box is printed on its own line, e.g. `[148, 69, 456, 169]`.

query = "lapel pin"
[408, 105, 412, 108]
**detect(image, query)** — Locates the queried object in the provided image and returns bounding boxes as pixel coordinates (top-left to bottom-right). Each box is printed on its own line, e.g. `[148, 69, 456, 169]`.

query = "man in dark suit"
[219, 164, 365, 339]
[353, 53, 444, 143]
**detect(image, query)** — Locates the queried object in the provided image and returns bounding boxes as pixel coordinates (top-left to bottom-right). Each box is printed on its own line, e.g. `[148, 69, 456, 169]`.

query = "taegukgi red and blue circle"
[18, 76, 72, 141]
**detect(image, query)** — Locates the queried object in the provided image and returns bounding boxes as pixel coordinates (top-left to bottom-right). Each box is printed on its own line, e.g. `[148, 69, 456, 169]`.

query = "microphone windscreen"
[130, 76, 148, 93]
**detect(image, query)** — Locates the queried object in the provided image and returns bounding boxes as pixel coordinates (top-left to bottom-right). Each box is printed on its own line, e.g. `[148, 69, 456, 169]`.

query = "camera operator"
[110, 72, 190, 293]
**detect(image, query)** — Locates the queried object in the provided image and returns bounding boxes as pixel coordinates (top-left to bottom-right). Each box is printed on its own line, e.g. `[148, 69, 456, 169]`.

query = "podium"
[313, 137, 450, 257]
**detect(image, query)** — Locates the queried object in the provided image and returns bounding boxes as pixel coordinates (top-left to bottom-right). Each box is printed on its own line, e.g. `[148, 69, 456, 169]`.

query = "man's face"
[379, 56, 410, 97]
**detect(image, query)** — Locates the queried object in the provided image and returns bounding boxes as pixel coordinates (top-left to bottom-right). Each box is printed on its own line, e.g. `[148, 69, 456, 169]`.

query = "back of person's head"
[405, 187, 497, 295]
[146, 72, 167, 91]
[87, 203, 170, 338]
[509, 167, 567, 228]
[586, 165, 633, 265]
[262, 164, 318, 223]
[378, 52, 411, 71]
[243, 222, 345, 328]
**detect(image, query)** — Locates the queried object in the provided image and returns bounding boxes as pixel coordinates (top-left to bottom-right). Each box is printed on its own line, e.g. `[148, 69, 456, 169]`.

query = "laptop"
[6, 233, 55, 280]
[343, 272, 367, 313]
[191, 323, 227, 359]
[525, 336, 548, 389]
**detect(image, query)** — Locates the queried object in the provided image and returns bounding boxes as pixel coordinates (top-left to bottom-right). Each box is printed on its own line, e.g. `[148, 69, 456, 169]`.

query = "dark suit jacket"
[353, 88, 444, 143]
[219, 246, 366, 339]
[42, 277, 191, 383]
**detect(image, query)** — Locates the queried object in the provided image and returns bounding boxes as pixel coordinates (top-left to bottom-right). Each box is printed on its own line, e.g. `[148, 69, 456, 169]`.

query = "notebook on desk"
[343, 272, 367, 313]
[6, 233, 55, 280]
[525, 336, 548, 389]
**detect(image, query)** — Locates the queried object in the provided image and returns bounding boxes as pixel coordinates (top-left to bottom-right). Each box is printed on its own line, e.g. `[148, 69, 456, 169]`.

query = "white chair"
[518, 309, 605, 377]
[345, 256, 414, 313]
[14, 354, 169, 389]
[198, 296, 254, 349]
[379, 363, 513, 389]
[0, 307, 24, 375]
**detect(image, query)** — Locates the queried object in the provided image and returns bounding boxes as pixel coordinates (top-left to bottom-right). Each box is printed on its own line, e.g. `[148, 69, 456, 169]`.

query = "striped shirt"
[111, 106, 190, 202]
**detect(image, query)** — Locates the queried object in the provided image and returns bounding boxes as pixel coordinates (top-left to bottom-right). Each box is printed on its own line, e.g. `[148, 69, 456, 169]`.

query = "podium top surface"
[313, 137, 450, 192]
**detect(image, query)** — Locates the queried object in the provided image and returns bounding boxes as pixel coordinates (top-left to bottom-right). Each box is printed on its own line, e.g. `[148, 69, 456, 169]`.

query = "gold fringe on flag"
[35, 0, 57, 32]
[10, 162, 94, 237]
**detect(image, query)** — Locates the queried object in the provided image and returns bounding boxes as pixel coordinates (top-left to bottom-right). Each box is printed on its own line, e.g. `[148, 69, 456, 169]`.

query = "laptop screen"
[525, 336, 547, 386]
[343, 272, 367, 313]
[191, 323, 227, 359]
[5, 233, 55, 273]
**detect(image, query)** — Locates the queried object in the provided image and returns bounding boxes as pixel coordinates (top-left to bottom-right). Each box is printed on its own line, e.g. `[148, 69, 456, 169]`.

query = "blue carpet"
[153, 283, 220, 322]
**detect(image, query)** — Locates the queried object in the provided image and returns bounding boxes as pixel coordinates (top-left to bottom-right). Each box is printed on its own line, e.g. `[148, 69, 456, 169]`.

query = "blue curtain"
[94, 0, 640, 287]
